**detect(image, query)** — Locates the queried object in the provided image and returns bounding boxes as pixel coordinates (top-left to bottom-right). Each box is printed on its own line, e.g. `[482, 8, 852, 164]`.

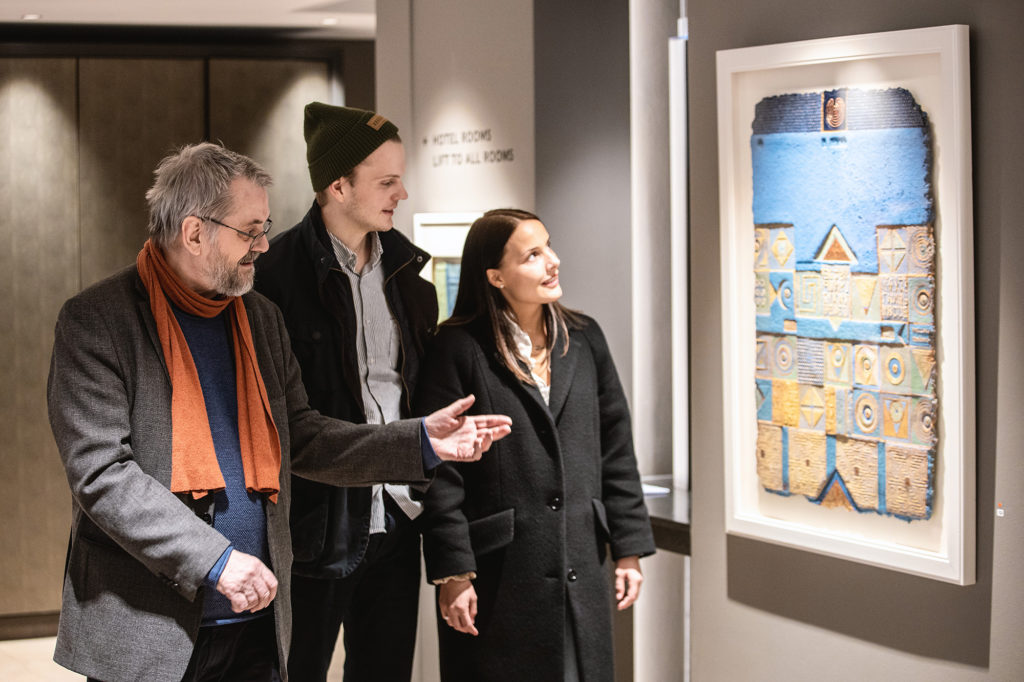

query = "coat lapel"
[496, 350, 551, 421]
[134, 274, 170, 381]
[493, 329, 580, 428]
[547, 333, 579, 423]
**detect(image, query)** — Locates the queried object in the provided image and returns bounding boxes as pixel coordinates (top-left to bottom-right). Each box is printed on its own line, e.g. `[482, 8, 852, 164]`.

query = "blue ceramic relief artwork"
[752, 88, 937, 520]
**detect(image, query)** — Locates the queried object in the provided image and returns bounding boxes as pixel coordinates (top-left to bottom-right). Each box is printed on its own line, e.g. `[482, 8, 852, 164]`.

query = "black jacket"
[414, 315, 655, 682]
[255, 201, 438, 578]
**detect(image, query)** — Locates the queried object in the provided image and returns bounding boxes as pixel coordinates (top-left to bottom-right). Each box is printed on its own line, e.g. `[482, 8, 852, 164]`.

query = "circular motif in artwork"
[911, 229, 935, 268]
[855, 393, 878, 433]
[914, 283, 933, 315]
[855, 346, 876, 384]
[775, 338, 794, 374]
[829, 344, 848, 377]
[885, 352, 905, 385]
[888, 399, 905, 424]
[914, 399, 937, 441]
[778, 280, 793, 309]
[826, 96, 846, 128]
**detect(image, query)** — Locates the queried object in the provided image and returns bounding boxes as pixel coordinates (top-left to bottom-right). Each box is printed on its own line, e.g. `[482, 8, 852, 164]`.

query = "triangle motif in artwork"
[815, 225, 858, 265]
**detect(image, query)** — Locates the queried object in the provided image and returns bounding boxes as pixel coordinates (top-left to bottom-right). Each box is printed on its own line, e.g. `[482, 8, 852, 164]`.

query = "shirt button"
[567, 569, 578, 582]
[548, 497, 562, 511]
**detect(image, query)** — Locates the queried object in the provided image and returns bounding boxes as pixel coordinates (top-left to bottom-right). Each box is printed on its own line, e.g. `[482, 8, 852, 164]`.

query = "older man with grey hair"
[46, 142, 510, 682]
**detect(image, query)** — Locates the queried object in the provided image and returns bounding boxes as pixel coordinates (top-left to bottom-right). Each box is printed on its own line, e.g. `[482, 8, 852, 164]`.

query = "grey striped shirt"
[329, 231, 422, 532]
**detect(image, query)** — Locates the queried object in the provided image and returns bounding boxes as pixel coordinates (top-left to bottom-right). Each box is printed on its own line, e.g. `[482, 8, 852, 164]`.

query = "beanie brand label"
[366, 115, 388, 131]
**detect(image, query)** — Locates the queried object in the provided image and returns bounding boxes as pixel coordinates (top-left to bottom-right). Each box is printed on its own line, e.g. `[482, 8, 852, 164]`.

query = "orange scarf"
[137, 240, 281, 503]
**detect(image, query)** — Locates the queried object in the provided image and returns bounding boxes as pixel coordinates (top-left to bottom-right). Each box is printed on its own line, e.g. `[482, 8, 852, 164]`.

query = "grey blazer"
[46, 265, 428, 682]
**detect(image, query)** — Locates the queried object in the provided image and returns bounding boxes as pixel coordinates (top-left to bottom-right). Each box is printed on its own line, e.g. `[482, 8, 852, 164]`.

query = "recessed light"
[22, 13, 42, 21]
[321, 17, 339, 26]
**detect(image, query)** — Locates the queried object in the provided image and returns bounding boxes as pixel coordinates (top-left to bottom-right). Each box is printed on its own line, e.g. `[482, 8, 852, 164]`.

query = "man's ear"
[180, 216, 206, 256]
[326, 178, 347, 203]
[485, 268, 504, 289]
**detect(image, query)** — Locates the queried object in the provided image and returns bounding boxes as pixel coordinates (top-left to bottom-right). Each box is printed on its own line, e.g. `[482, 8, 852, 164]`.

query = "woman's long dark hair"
[444, 208, 582, 385]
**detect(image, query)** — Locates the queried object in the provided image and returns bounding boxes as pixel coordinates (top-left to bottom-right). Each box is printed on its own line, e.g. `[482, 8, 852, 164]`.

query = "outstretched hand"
[425, 395, 512, 462]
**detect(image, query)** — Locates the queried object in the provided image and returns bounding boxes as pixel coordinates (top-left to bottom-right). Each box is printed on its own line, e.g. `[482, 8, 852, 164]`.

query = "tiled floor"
[0, 634, 345, 681]
[0, 637, 81, 680]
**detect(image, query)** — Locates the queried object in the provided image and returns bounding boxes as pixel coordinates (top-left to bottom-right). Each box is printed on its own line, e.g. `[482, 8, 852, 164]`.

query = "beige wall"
[0, 58, 80, 617]
[209, 59, 330, 231]
[79, 58, 206, 286]
[688, 0, 1024, 679]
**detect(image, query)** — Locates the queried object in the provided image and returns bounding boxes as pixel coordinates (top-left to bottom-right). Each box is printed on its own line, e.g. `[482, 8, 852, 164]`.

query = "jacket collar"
[296, 200, 431, 283]
[470, 315, 579, 426]
[546, 333, 578, 422]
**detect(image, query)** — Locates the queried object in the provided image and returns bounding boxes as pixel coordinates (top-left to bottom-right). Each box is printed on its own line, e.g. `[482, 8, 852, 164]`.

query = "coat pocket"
[468, 508, 515, 557]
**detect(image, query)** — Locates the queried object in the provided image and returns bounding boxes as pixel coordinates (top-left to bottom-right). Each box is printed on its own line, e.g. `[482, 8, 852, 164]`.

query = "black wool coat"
[414, 315, 655, 682]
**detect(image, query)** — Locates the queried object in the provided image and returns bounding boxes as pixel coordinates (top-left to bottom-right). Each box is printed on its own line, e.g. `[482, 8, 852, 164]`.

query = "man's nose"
[250, 232, 270, 254]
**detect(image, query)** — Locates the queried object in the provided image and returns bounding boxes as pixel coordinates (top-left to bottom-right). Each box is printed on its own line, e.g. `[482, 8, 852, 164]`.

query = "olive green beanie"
[304, 102, 399, 192]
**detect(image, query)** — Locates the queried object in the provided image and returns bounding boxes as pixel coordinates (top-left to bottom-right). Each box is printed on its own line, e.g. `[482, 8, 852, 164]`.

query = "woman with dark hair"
[415, 208, 655, 681]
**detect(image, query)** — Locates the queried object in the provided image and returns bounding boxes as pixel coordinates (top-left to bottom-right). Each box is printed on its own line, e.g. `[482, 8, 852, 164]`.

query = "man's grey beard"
[208, 251, 256, 298]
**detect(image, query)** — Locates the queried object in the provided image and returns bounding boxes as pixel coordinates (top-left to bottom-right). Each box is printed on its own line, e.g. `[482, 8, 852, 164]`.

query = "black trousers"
[87, 614, 279, 682]
[287, 501, 421, 682]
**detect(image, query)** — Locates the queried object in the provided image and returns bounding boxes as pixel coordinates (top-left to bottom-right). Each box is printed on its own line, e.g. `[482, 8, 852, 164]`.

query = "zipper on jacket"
[383, 252, 418, 414]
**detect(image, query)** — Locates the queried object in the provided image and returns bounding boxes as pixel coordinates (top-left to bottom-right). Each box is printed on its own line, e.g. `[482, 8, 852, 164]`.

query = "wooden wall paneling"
[78, 58, 205, 286]
[208, 59, 330, 232]
[0, 58, 79, 617]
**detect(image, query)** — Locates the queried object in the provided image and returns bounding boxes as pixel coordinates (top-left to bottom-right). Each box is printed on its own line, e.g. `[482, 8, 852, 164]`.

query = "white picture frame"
[717, 25, 974, 584]
[413, 211, 483, 319]
[412, 211, 483, 276]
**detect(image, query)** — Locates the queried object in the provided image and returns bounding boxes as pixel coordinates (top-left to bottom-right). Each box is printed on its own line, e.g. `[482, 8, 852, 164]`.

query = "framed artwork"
[717, 25, 974, 584]
[413, 211, 482, 321]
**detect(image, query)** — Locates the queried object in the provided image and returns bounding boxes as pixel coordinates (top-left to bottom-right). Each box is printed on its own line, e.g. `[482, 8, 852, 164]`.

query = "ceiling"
[1, 0, 377, 38]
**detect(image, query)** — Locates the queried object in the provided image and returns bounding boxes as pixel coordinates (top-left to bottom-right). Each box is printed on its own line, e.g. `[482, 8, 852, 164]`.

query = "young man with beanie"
[256, 103, 438, 681]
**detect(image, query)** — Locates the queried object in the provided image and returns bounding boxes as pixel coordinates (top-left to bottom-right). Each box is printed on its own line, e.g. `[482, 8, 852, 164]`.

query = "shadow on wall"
[727, 534, 991, 666]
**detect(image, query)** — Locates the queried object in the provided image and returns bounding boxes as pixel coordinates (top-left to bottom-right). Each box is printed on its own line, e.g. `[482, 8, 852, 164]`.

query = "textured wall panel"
[0, 58, 79, 616]
[78, 58, 204, 286]
[209, 59, 329, 233]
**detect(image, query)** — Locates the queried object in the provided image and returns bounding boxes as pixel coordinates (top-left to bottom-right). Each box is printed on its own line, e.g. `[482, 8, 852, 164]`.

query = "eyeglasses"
[199, 216, 273, 244]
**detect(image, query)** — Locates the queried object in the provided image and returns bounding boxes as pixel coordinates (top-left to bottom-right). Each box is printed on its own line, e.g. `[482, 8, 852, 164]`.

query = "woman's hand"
[439, 579, 479, 635]
[614, 556, 644, 610]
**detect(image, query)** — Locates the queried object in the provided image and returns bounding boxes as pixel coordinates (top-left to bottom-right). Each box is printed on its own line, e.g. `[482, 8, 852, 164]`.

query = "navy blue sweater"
[173, 306, 271, 625]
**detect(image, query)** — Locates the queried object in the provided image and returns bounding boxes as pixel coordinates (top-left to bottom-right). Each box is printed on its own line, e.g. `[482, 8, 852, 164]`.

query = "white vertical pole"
[670, 9, 690, 493]
[669, 10, 691, 682]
